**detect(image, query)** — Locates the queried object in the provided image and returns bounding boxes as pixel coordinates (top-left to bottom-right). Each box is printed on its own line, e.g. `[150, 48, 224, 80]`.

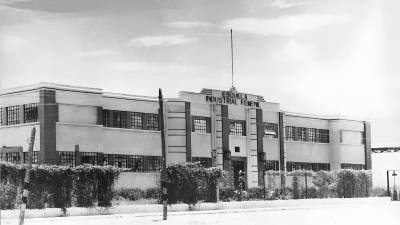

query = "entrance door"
[232, 160, 245, 189]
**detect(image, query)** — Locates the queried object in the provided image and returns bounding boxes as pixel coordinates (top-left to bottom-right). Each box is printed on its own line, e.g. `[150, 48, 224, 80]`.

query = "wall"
[0, 90, 39, 107]
[58, 104, 98, 125]
[114, 172, 160, 189]
[56, 123, 103, 152]
[0, 123, 40, 151]
[191, 133, 212, 158]
[285, 142, 330, 163]
[230, 135, 247, 157]
[263, 138, 280, 160]
[103, 128, 161, 155]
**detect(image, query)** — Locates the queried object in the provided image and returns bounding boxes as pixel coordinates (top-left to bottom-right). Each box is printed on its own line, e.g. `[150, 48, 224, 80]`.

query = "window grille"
[103, 110, 111, 127]
[264, 123, 278, 138]
[286, 161, 330, 172]
[6, 105, 20, 125]
[318, 129, 330, 143]
[59, 152, 76, 167]
[113, 111, 127, 128]
[0, 108, 2, 125]
[229, 120, 246, 136]
[341, 163, 365, 170]
[192, 116, 210, 133]
[146, 114, 159, 131]
[81, 152, 98, 165]
[147, 156, 162, 171]
[296, 127, 307, 141]
[307, 128, 317, 142]
[114, 154, 128, 168]
[285, 126, 295, 140]
[1, 152, 21, 164]
[23, 103, 38, 123]
[265, 160, 279, 171]
[23, 151, 39, 164]
[130, 112, 143, 129]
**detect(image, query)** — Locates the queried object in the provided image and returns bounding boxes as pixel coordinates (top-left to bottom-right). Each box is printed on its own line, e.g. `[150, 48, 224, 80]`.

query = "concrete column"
[1, 107, 7, 126]
[39, 89, 59, 165]
[256, 109, 264, 187]
[96, 107, 103, 125]
[246, 108, 259, 188]
[221, 105, 231, 171]
[278, 112, 286, 188]
[364, 122, 372, 170]
[329, 121, 341, 170]
[19, 105, 25, 124]
[185, 102, 192, 162]
[211, 104, 223, 169]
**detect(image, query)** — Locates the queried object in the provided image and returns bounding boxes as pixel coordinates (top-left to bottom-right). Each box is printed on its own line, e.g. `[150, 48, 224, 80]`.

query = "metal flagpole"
[230, 29, 234, 88]
[159, 88, 168, 220]
[19, 127, 36, 225]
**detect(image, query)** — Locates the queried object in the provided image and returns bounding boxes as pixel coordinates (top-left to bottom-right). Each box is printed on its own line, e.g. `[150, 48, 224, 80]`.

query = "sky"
[1, 0, 399, 147]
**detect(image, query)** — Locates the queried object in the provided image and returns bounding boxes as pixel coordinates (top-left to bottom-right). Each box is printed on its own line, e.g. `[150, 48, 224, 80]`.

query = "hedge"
[165, 162, 223, 205]
[0, 162, 120, 210]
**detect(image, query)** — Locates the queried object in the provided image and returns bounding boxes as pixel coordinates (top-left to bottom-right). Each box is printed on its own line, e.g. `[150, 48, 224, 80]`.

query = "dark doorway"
[232, 160, 245, 189]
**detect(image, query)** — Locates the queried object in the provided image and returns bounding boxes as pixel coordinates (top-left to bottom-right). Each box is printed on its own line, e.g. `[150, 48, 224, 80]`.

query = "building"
[0, 83, 371, 188]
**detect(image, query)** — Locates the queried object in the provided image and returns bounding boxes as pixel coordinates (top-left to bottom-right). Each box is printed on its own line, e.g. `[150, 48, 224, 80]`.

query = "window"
[130, 155, 144, 171]
[192, 157, 212, 168]
[59, 152, 75, 167]
[1, 152, 21, 164]
[307, 128, 317, 142]
[113, 111, 127, 128]
[114, 154, 128, 168]
[146, 114, 159, 131]
[147, 156, 162, 172]
[285, 126, 295, 140]
[23, 103, 38, 123]
[230, 120, 246, 136]
[264, 123, 278, 138]
[81, 152, 98, 165]
[318, 129, 330, 143]
[265, 160, 279, 171]
[103, 110, 111, 127]
[23, 151, 39, 164]
[192, 116, 210, 133]
[6, 105, 20, 125]
[235, 146, 240, 152]
[341, 163, 364, 170]
[130, 112, 143, 129]
[296, 127, 307, 141]
[286, 161, 330, 172]
[0, 108, 2, 125]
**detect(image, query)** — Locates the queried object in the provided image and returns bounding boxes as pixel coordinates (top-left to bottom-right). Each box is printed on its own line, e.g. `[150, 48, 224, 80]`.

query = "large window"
[147, 156, 162, 171]
[59, 152, 76, 167]
[23, 151, 39, 164]
[285, 126, 295, 140]
[0, 108, 3, 125]
[130, 155, 144, 171]
[113, 111, 127, 128]
[23, 103, 38, 123]
[81, 152, 98, 165]
[286, 161, 330, 172]
[296, 127, 307, 141]
[265, 160, 279, 171]
[341, 163, 364, 170]
[1, 152, 21, 164]
[230, 120, 246, 136]
[192, 116, 210, 133]
[307, 128, 317, 142]
[103, 110, 112, 127]
[264, 123, 278, 139]
[318, 129, 330, 143]
[130, 112, 143, 130]
[6, 105, 20, 125]
[146, 114, 159, 131]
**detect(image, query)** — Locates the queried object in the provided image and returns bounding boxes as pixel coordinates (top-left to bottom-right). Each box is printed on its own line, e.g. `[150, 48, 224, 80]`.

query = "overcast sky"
[1, 0, 399, 147]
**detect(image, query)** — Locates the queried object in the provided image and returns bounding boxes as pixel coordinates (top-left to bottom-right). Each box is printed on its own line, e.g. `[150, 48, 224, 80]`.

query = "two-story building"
[0, 83, 371, 188]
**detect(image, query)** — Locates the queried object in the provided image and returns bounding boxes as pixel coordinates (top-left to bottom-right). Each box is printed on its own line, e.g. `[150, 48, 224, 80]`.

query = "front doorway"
[231, 159, 246, 189]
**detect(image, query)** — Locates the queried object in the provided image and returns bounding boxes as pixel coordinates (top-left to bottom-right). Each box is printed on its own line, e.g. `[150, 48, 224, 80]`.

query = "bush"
[0, 182, 19, 209]
[219, 187, 235, 202]
[247, 187, 264, 200]
[0, 162, 120, 209]
[114, 188, 146, 201]
[165, 162, 223, 205]
[370, 187, 387, 197]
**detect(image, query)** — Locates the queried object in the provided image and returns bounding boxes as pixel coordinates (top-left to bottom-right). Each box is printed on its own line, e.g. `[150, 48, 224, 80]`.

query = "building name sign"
[205, 91, 260, 107]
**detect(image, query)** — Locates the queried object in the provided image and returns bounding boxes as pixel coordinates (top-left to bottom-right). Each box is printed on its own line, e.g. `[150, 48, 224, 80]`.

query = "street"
[2, 198, 400, 225]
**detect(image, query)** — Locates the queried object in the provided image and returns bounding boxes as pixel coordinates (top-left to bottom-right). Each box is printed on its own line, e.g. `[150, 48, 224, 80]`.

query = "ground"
[2, 198, 400, 225]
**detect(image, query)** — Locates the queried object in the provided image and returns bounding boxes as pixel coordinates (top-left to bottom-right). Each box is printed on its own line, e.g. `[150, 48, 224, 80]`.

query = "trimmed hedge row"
[0, 162, 120, 210]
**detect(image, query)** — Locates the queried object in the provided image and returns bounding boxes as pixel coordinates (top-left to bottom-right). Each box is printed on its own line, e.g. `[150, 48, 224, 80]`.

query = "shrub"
[114, 188, 146, 201]
[145, 187, 160, 199]
[370, 187, 387, 197]
[0, 182, 19, 209]
[247, 187, 264, 200]
[165, 162, 223, 205]
[219, 187, 235, 202]
[0, 162, 120, 209]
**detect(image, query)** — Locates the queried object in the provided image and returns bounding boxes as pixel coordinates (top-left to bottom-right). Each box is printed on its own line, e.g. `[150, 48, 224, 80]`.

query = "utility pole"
[19, 127, 36, 225]
[230, 29, 234, 88]
[158, 88, 168, 220]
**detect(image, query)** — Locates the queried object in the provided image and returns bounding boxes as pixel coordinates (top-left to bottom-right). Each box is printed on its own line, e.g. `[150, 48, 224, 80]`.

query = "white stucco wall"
[58, 104, 98, 125]
[192, 133, 212, 157]
[56, 123, 103, 152]
[0, 90, 39, 107]
[114, 172, 160, 189]
[286, 142, 330, 163]
[0, 123, 40, 151]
